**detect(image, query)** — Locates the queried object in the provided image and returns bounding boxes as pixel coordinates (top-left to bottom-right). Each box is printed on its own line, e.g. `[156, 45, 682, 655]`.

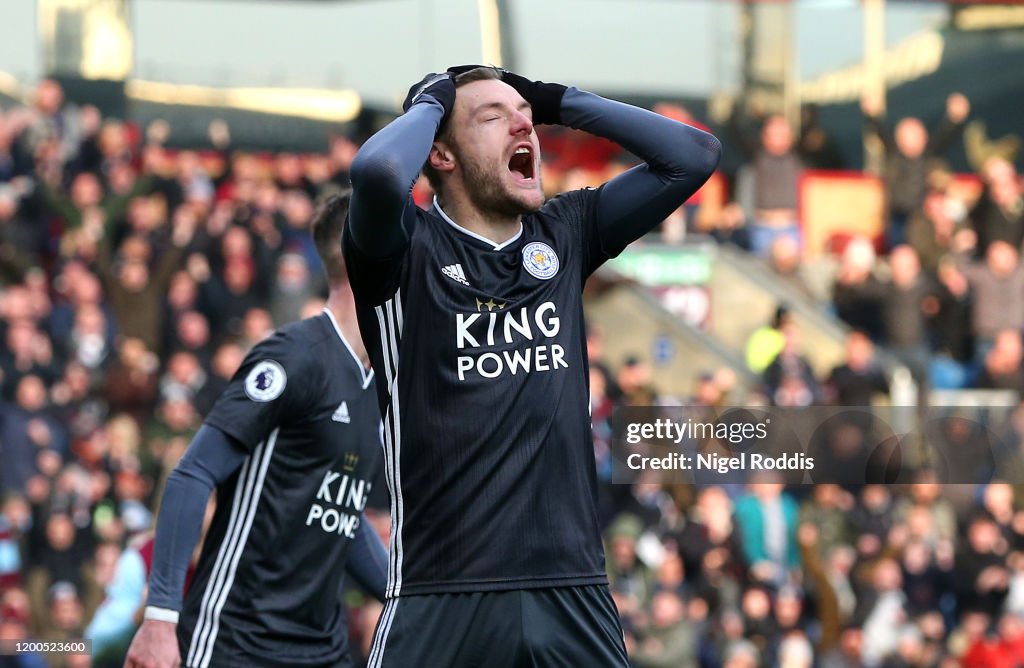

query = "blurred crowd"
[0, 78, 361, 667]
[0, 74, 1023, 668]
[580, 85, 1024, 667]
[720, 91, 1022, 395]
[589, 335, 1024, 668]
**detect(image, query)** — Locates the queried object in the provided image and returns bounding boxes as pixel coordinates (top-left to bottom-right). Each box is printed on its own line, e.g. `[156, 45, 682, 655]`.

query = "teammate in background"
[344, 66, 721, 666]
[125, 192, 387, 668]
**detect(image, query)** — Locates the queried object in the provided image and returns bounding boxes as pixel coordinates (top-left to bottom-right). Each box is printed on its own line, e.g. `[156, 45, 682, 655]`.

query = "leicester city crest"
[522, 241, 559, 280]
[244, 360, 287, 402]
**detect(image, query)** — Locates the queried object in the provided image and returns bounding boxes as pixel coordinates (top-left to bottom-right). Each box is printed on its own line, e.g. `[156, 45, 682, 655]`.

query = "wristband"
[143, 606, 180, 624]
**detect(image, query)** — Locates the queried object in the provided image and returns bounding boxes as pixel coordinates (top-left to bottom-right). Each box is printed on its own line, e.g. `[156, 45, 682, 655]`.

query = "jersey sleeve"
[203, 331, 315, 451]
[342, 204, 415, 307]
[538, 186, 607, 280]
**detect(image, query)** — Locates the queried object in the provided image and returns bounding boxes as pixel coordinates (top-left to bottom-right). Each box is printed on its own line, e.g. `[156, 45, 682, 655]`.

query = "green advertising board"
[606, 246, 712, 286]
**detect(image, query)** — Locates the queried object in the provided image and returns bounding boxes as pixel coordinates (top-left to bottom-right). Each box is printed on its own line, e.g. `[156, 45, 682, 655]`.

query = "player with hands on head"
[125, 191, 387, 668]
[345, 65, 721, 667]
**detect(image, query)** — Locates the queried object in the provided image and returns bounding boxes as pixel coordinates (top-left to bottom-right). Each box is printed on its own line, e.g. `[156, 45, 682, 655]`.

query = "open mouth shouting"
[507, 143, 536, 183]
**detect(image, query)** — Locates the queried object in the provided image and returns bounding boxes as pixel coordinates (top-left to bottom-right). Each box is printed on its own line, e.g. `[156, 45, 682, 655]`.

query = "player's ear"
[429, 141, 456, 174]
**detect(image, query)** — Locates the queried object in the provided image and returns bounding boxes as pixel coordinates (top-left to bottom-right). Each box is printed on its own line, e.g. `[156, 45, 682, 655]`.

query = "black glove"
[446, 65, 567, 125]
[402, 72, 456, 118]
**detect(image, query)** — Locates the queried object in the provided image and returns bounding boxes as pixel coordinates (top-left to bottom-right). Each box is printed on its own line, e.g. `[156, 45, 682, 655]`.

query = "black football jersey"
[177, 310, 381, 668]
[343, 190, 614, 597]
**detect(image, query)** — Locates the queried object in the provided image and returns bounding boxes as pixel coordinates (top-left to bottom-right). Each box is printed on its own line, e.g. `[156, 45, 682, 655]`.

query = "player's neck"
[435, 193, 521, 246]
[326, 289, 370, 368]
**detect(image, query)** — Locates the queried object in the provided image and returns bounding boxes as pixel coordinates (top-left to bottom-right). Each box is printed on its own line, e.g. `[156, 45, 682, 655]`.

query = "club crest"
[522, 241, 559, 280]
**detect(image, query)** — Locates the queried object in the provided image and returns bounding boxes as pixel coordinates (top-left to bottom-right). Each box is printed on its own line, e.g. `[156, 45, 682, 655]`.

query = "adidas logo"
[331, 401, 351, 424]
[441, 263, 470, 286]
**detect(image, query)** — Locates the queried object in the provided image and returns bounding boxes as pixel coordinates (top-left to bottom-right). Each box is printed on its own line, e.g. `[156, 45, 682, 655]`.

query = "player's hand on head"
[403, 72, 456, 117]
[499, 70, 567, 125]
[124, 618, 181, 668]
[448, 65, 568, 126]
[446, 64, 487, 77]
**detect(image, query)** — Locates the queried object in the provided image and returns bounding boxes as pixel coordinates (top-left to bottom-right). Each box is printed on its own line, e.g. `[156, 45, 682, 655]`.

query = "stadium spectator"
[698, 200, 753, 251]
[962, 611, 1024, 668]
[908, 185, 972, 274]
[730, 110, 804, 255]
[900, 539, 953, 616]
[23, 79, 85, 164]
[745, 305, 791, 374]
[826, 330, 889, 406]
[820, 626, 865, 668]
[977, 329, 1024, 395]
[238, 306, 274, 347]
[0, 374, 67, 496]
[768, 235, 815, 299]
[85, 540, 146, 663]
[857, 557, 908, 665]
[0, 185, 44, 279]
[970, 156, 1024, 257]
[0, 495, 29, 590]
[166, 310, 212, 366]
[798, 103, 845, 170]
[957, 240, 1024, 358]
[100, 338, 159, 423]
[981, 483, 1024, 557]
[894, 473, 958, 547]
[882, 245, 933, 379]
[734, 479, 800, 587]
[799, 485, 853, 558]
[673, 487, 743, 606]
[832, 236, 884, 341]
[861, 91, 970, 247]
[191, 340, 244, 417]
[739, 585, 778, 660]
[156, 350, 204, 401]
[268, 251, 316, 326]
[200, 254, 264, 339]
[0, 110, 33, 185]
[0, 600, 47, 668]
[926, 258, 975, 387]
[849, 485, 897, 560]
[95, 224, 192, 355]
[161, 269, 200, 347]
[1, 319, 59, 400]
[617, 355, 659, 406]
[794, 102, 843, 170]
[955, 513, 1011, 617]
[607, 514, 656, 620]
[762, 320, 822, 406]
[630, 589, 698, 668]
[587, 324, 620, 403]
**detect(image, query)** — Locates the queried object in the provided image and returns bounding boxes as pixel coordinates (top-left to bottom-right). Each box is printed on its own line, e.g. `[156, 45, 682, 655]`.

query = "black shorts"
[178, 636, 355, 668]
[181, 650, 353, 668]
[365, 585, 629, 668]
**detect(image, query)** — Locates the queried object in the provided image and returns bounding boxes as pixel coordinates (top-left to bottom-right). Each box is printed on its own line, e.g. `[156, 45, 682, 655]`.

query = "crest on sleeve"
[522, 241, 559, 280]
[244, 360, 287, 402]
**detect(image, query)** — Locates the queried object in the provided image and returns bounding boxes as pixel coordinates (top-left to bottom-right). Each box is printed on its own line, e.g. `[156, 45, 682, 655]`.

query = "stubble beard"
[461, 152, 542, 220]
